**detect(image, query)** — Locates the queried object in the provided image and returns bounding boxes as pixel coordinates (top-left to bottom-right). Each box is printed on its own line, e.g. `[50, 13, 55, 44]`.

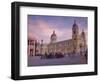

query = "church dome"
[72, 20, 78, 30]
[73, 23, 78, 28]
[51, 30, 57, 38]
[50, 30, 57, 43]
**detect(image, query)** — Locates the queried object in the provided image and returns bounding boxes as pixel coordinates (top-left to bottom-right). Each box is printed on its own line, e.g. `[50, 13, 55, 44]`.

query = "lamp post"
[41, 40, 43, 55]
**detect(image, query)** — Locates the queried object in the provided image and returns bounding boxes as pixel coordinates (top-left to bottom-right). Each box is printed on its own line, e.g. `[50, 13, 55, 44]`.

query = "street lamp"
[41, 40, 43, 55]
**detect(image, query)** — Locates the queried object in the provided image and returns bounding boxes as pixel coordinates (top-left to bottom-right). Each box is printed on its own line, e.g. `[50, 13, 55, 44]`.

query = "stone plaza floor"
[28, 54, 87, 66]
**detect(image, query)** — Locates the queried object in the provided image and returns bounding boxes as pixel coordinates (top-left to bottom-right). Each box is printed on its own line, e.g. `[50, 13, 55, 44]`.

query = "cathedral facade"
[28, 21, 87, 56]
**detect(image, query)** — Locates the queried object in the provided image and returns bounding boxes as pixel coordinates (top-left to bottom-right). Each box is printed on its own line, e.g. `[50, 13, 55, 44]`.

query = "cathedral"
[28, 20, 87, 56]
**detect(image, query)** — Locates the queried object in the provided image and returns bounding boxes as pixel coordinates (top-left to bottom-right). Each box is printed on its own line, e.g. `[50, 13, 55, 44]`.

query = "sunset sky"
[28, 15, 88, 43]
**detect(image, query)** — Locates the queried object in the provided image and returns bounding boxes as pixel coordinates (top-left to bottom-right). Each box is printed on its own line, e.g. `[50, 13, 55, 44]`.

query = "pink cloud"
[28, 32, 39, 40]
[28, 18, 73, 43]
[28, 18, 87, 43]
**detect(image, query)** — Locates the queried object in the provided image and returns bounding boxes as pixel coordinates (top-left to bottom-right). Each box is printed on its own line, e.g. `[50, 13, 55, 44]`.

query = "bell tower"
[72, 20, 80, 54]
[72, 20, 79, 40]
[81, 29, 87, 50]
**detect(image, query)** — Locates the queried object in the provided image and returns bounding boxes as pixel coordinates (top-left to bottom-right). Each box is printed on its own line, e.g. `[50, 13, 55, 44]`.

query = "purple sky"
[28, 15, 88, 43]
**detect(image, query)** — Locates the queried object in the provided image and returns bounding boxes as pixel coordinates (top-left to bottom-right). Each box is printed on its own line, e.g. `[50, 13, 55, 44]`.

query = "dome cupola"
[72, 20, 79, 31]
[50, 30, 57, 43]
[51, 30, 56, 37]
